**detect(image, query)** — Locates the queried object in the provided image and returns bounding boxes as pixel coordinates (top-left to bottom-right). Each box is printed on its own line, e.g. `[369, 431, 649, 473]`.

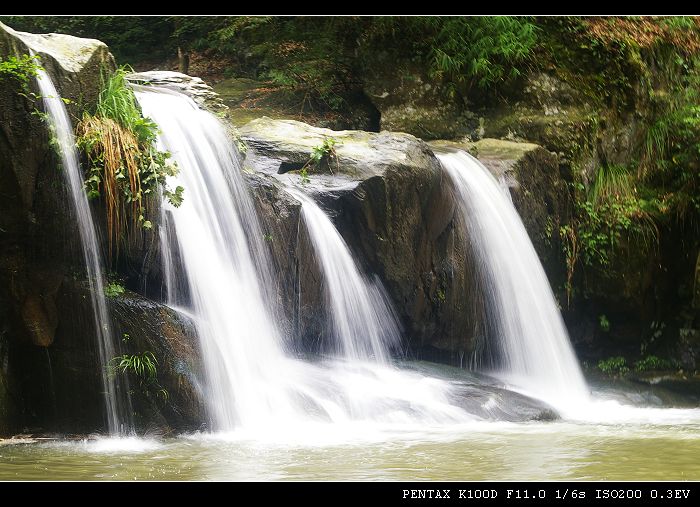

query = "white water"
[135, 86, 477, 432]
[437, 150, 590, 411]
[286, 188, 400, 363]
[34, 65, 128, 434]
[135, 87, 297, 430]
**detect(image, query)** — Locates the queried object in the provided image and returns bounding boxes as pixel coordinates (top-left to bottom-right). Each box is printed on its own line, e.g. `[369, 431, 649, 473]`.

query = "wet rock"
[127, 71, 227, 114]
[0, 24, 117, 435]
[240, 117, 484, 359]
[108, 290, 205, 433]
[694, 252, 700, 310]
[403, 362, 559, 421]
[11, 279, 206, 434]
[430, 138, 568, 303]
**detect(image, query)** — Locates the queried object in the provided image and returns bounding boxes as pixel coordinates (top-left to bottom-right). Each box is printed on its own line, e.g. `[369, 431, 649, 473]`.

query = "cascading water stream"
[135, 85, 473, 432]
[437, 150, 590, 410]
[34, 63, 130, 435]
[134, 86, 297, 430]
[286, 188, 400, 364]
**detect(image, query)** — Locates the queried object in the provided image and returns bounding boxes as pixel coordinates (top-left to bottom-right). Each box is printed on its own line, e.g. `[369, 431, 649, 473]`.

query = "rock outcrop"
[0, 23, 116, 433]
[240, 118, 484, 360]
[8, 280, 204, 434]
[127, 71, 227, 114]
[0, 26, 206, 435]
[361, 52, 478, 140]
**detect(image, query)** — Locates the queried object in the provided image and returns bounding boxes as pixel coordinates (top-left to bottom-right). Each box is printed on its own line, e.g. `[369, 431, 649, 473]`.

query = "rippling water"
[2, 418, 700, 481]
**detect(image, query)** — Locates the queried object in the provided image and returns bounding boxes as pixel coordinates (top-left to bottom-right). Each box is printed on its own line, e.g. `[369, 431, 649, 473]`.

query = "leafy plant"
[110, 351, 158, 379]
[597, 356, 629, 376]
[634, 355, 676, 372]
[104, 281, 125, 298]
[76, 67, 183, 258]
[310, 137, 338, 168]
[599, 314, 610, 332]
[425, 17, 539, 92]
[297, 136, 340, 184]
[299, 166, 310, 185]
[109, 351, 169, 403]
[0, 53, 43, 95]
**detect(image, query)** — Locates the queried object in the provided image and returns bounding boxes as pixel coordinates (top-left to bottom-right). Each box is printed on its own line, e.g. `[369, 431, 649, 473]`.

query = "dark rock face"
[0, 27, 207, 435]
[107, 290, 205, 433]
[0, 23, 116, 433]
[239, 118, 485, 361]
[6, 280, 205, 434]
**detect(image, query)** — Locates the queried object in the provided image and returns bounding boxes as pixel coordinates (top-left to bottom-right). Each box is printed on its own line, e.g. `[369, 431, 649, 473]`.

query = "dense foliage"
[1, 16, 540, 108]
[540, 17, 700, 310]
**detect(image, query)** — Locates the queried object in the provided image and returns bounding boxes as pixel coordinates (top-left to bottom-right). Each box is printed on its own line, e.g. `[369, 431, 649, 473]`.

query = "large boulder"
[0, 21, 114, 212]
[0, 27, 207, 435]
[6, 279, 205, 434]
[240, 118, 484, 361]
[0, 24, 117, 435]
[0, 22, 115, 355]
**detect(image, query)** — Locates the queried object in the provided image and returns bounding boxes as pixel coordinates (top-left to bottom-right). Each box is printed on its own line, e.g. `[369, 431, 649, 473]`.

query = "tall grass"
[590, 164, 635, 206]
[94, 67, 157, 144]
[77, 67, 179, 259]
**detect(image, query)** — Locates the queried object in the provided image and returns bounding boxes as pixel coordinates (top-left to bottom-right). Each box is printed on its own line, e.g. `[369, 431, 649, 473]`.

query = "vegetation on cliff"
[2, 15, 699, 371]
[76, 68, 183, 258]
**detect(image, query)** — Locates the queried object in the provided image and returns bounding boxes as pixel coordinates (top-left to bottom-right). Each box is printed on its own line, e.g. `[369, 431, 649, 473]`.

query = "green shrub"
[104, 281, 125, 298]
[634, 355, 676, 372]
[0, 53, 43, 94]
[597, 356, 629, 376]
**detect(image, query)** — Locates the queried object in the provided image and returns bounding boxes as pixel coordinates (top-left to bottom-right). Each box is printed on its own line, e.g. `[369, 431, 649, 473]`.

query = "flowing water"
[134, 87, 472, 431]
[437, 151, 590, 413]
[34, 65, 129, 435]
[286, 188, 400, 363]
[2, 83, 698, 480]
[2, 370, 700, 480]
[134, 86, 296, 430]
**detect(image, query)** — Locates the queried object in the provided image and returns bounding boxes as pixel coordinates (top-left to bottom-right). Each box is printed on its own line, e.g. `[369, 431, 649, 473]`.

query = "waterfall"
[34, 65, 130, 434]
[437, 150, 589, 408]
[286, 188, 400, 364]
[135, 86, 474, 431]
[134, 86, 299, 430]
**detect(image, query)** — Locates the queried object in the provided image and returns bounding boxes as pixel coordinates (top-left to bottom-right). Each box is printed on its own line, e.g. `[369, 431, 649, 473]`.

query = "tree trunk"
[178, 47, 190, 75]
